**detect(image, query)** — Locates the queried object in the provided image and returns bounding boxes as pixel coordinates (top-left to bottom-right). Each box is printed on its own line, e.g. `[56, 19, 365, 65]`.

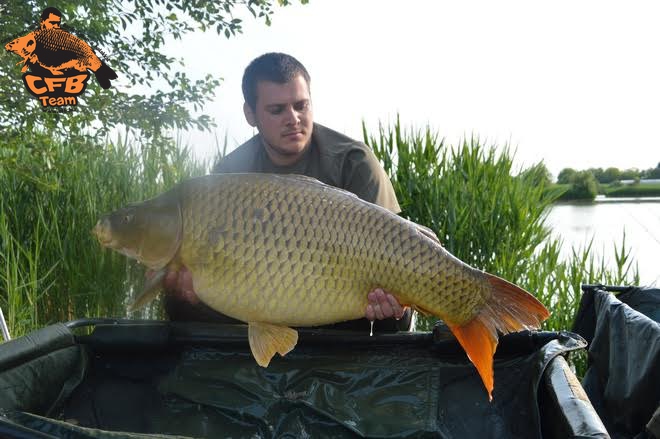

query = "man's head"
[40, 7, 62, 29]
[242, 53, 314, 166]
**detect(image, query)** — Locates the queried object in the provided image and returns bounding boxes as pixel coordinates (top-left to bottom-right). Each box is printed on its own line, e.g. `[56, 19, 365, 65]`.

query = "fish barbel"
[93, 173, 549, 400]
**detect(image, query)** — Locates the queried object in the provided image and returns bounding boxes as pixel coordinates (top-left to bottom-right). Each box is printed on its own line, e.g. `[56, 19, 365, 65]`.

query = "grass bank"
[554, 182, 660, 201]
[604, 183, 660, 198]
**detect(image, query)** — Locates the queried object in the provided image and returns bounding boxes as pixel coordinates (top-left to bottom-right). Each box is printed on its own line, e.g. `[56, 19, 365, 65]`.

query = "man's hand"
[365, 288, 406, 321]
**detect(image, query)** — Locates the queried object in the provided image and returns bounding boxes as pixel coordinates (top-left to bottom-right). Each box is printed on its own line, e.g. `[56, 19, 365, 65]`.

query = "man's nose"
[283, 106, 300, 125]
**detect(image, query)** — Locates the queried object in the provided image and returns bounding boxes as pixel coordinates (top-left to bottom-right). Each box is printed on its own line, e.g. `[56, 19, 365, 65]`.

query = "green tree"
[602, 167, 622, 184]
[0, 0, 307, 139]
[588, 167, 604, 183]
[620, 168, 641, 180]
[557, 167, 578, 184]
[568, 170, 598, 200]
[644, 163, 660, 179]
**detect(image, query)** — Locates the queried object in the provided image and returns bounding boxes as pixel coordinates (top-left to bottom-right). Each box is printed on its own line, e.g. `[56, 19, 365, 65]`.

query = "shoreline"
[553, 195, 660, 205]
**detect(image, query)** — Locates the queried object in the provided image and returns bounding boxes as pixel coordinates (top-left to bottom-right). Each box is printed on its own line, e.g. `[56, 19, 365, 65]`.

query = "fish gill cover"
[3, 6, 117, 111]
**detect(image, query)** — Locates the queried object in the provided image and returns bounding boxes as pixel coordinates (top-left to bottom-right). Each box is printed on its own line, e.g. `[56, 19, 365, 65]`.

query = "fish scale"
[34, 28, 101, 70]
[94, 172, 549, 400]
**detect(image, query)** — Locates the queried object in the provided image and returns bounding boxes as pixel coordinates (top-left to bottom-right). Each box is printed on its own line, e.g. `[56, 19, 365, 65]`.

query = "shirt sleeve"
[211, 136, 261, 174]
[342, 145, 401, 214]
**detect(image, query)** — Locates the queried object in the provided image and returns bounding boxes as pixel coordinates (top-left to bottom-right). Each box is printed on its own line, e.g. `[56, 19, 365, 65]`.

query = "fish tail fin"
[94, 62, 118, 89]
[446, 273, 549, 401]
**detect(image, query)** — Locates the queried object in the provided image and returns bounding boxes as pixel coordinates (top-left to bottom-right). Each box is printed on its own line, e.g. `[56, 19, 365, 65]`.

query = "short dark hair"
[242, 52, 311, 110]
[41, 7, 62, 21]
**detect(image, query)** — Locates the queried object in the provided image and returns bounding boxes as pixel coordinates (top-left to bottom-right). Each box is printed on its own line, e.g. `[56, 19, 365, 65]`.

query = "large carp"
[93, 173, 549, 400]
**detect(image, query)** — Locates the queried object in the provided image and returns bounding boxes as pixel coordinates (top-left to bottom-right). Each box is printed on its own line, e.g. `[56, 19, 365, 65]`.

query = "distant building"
[620, 179, 660, 185]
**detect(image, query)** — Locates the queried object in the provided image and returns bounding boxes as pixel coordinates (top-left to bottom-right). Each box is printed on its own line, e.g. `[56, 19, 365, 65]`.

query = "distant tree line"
[555, 162, 660, 201]
[557, 163, 660, 185]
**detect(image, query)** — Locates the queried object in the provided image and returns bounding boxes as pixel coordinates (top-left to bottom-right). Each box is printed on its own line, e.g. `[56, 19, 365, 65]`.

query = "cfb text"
[21, 73, 90, 106]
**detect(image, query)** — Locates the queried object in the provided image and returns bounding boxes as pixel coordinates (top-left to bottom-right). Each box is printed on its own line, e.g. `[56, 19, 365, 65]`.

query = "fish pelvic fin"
[248, 322, 299, 367]
[128, 268, 166, 312]
[447, 274, 550, 401]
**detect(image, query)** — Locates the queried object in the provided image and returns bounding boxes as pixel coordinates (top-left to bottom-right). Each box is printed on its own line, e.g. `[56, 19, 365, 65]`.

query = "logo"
[4, 6, 117, 110]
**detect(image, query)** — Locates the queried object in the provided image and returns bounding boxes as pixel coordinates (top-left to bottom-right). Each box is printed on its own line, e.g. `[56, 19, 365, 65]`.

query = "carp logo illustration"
[4, 7, 117, 109]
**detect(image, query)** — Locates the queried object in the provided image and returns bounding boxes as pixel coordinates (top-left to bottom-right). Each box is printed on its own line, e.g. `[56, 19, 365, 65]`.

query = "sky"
[163, 0, 660, 178]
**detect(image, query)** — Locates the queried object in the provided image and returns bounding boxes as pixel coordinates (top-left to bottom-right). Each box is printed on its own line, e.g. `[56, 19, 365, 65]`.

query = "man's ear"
[243, 102, 257, 127]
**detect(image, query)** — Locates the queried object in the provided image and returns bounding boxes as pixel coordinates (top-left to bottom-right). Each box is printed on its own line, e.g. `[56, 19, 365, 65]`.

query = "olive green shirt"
[212, 123, 401, 214]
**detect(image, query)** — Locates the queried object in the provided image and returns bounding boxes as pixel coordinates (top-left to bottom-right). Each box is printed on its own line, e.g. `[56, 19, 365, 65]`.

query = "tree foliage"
[0, 0, 306, 139]
[557, 168, 577, 184]
[645, 164, 660, 179]
[557, 164, 660, 183]
[562, 170, 598, 201]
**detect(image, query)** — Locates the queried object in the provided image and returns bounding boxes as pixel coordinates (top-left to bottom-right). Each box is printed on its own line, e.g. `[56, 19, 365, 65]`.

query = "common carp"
[93, 173, 549, 400]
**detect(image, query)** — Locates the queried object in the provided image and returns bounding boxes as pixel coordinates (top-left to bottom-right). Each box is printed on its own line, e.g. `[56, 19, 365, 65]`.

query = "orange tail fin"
[447, 274, 549, 401]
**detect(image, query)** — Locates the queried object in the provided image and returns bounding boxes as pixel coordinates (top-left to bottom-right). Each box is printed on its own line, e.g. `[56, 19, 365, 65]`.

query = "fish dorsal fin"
[401, 218, 441, 244]
[415, 223, 441, 244]
[277, 174, 324, 185]
[274, 174, 361, 200]
[248, 322, 299, 367]
[128, 268, 167, 311]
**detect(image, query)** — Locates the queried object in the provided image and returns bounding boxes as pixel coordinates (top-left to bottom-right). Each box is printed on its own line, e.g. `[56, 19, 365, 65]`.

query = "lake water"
[546, 198, 660, 287]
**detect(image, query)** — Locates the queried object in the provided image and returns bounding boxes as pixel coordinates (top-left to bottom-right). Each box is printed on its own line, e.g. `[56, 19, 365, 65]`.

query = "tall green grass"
[364, 118, 640, 334]
[0, 131, 209, 338]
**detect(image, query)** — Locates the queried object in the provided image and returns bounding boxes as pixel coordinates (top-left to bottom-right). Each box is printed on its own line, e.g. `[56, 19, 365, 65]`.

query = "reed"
[0, 131, 208, 338]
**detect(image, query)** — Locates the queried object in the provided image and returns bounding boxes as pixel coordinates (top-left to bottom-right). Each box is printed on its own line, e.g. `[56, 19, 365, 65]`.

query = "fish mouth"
[92, 219, 115, 247]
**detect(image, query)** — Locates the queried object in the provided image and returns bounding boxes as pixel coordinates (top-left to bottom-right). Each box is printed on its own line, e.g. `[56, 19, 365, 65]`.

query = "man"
[40, 7, 62, 29]
[164, 52, 412, 331]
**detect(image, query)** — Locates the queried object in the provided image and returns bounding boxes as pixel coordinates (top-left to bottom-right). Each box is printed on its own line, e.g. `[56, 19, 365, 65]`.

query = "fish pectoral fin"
[248, 322, 299, 367]
[128, 268, 166, 312]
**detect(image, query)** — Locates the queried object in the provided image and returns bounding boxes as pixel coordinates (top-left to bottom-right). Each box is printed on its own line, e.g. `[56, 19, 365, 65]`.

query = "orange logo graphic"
[4, 7, 117, 109]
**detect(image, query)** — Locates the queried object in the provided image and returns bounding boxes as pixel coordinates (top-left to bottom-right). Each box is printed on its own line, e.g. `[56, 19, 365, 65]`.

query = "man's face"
[244, 74, 313, 166]
[41, 13, 61, 29]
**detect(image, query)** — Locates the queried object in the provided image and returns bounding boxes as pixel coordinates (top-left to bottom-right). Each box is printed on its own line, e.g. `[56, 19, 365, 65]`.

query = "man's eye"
[268, 106, 283, 115]
[294, 102, 309, 111]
